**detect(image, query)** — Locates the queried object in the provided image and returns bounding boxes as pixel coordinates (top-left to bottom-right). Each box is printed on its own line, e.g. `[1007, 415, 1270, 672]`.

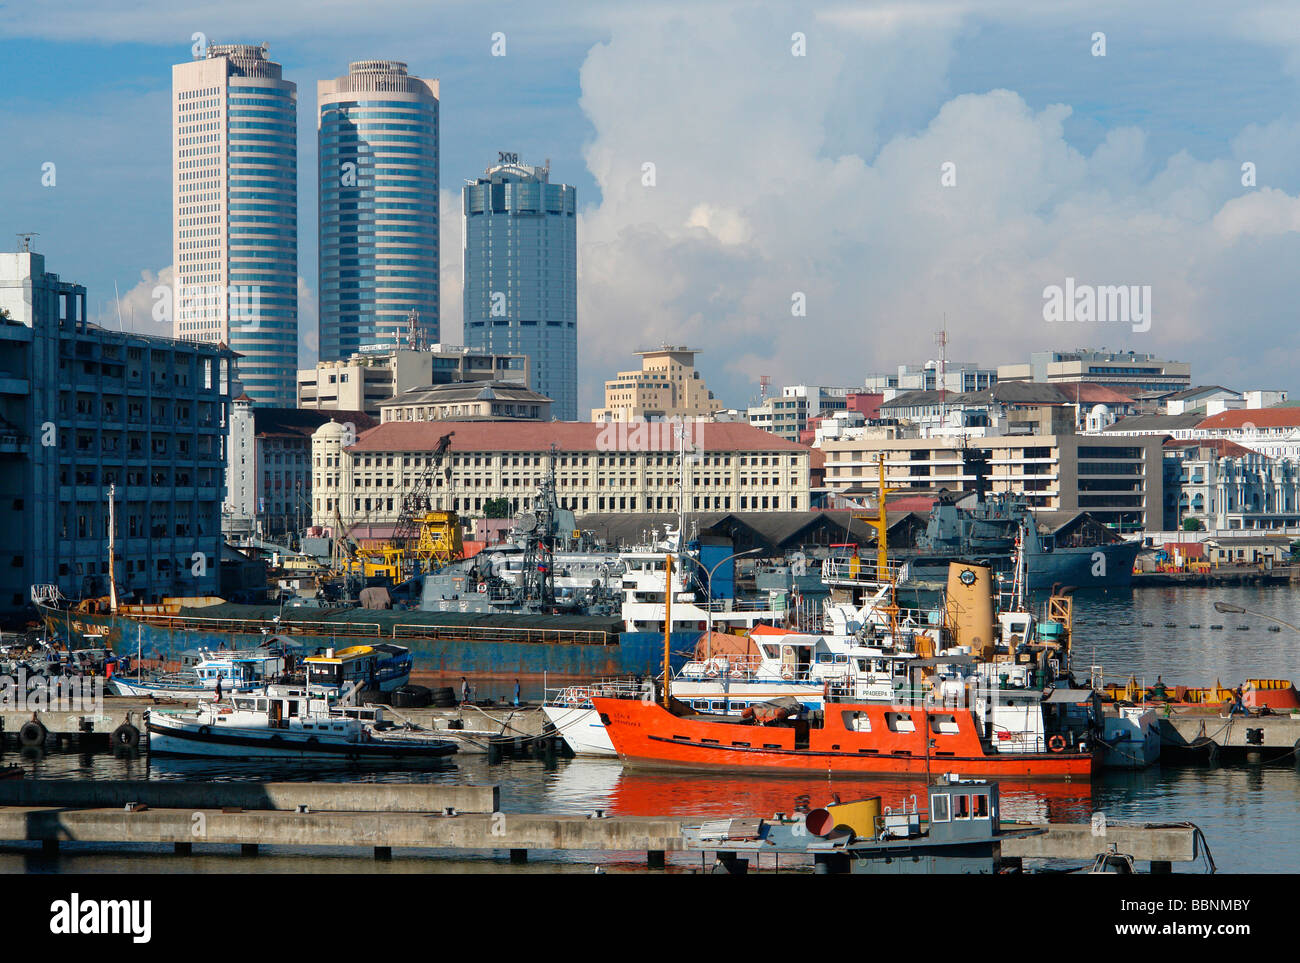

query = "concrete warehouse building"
[0, 249, 234, 613]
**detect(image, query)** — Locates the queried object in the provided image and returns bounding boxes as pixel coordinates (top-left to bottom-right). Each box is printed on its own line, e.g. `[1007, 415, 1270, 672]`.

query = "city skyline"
[6, 3, 1300, 414]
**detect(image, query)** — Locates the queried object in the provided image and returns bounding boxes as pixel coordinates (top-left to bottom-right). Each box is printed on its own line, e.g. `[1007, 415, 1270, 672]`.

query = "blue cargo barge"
[37, 600, 694, 680]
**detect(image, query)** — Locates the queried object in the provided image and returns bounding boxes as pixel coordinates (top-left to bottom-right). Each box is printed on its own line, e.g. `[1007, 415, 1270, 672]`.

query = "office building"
[998, 349, 1191, 396]
[297, 345, 529, 415]
[592, 346, 722, 423]
[819, 430, 1163, 531]
[463, 158, 577, 420]
[318, 60, 440, 359]
[173, 42, 298, 405]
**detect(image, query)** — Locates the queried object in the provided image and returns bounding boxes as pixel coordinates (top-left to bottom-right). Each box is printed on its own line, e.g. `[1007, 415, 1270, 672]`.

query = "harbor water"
[3, 584, 1298, 873]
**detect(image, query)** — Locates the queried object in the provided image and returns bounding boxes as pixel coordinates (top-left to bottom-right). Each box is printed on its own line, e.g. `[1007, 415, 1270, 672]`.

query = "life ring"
[1048, 734, 1067, 753]
[781, 664, 794, 680]
[705, 663, 720, 678]
[476, 583, 488, 594]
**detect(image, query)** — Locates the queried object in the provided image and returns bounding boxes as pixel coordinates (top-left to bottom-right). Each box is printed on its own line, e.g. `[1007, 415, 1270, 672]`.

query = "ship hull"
[542, 705, 618, 756]
[592, 697, 1096, 780]
[40, 604, 693, 681]
[903, 540, 1142, 592]
[146, 719, 457, 761]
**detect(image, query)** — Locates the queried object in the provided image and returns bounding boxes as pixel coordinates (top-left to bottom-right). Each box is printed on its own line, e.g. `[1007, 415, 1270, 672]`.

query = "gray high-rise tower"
[462, 158, 577, 420]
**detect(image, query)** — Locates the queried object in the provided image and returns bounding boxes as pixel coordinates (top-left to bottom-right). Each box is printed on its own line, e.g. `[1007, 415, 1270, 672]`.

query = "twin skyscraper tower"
[172, 43, 577, 420]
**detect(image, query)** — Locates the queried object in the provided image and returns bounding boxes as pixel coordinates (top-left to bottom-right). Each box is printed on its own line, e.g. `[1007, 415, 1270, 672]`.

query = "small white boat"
[146, 684, 458, 761]
[543, 685, 629, 757]
[1100, 705, 1162, 769]
[109, 648, 289, 700]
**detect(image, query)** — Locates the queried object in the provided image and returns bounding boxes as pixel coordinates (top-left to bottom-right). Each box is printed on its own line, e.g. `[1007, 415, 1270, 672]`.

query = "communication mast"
[405, 308, 425, 351]
[935, 322, 949, 429]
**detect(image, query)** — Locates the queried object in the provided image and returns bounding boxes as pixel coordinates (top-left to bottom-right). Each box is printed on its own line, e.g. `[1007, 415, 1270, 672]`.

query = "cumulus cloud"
[572, 6, 1300, 410]
[91, 265, 173, 336]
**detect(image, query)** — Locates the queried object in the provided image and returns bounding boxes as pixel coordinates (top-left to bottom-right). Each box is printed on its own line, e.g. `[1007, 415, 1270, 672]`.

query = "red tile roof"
[1163, 438, 1261, 458]
[347, 420, 809, 454]
[1066, 382, 1136, 406]
[1196, 409, 1300, 430]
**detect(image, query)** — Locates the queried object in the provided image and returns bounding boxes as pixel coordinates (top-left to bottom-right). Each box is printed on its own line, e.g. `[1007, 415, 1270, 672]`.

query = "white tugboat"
[146, 684, 458, 761]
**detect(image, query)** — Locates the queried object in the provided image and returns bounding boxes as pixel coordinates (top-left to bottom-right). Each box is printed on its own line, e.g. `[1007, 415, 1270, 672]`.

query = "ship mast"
[662, 552, 673, 707]
[106, 483, 119, 614]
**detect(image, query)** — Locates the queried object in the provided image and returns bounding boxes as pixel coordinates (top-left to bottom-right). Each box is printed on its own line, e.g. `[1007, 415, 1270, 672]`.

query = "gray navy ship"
[898, 490, 1144, 593]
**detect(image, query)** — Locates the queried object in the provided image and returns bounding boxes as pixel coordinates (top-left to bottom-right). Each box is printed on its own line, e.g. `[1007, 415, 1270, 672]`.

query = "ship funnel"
[945, 563, 996, 660]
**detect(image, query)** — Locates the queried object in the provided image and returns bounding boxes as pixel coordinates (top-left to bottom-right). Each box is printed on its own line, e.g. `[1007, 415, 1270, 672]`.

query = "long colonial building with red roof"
[309, 419, 812, 530]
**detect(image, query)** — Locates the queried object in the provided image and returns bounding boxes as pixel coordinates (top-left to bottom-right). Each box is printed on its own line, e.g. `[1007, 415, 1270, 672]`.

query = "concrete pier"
[1160, 710, 1300, 756]
[0, 779, 1203, 867]
[0, 780, 500, 814]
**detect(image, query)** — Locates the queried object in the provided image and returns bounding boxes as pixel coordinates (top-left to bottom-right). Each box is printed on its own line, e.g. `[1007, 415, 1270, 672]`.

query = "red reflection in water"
[605, 770, 1093, 824]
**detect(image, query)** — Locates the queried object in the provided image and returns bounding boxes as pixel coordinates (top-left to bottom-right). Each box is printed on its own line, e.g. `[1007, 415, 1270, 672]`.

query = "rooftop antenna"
[935, 321, 948, 431]
[405, 308, 424, 351]
[114, 280, 125, 331]
[16, 232, 38, 253]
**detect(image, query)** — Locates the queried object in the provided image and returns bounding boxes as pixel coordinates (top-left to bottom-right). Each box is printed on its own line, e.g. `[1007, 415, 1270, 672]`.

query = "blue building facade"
[318, 61, 440, 361]
[463, 160, 577, 420]
[0, 250, 233, 616]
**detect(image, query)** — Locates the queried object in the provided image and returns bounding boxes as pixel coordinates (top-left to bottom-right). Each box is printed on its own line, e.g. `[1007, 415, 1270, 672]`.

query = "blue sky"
[4, 1, 1300, 413]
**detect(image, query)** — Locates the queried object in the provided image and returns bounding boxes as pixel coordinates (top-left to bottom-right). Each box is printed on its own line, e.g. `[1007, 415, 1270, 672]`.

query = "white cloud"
[571, 7, 1300, 408]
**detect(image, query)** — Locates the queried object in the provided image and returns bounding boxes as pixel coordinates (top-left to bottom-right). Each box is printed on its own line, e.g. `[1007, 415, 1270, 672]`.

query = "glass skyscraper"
[172, 43, 298, 406]
[318, 61, 439, 360]
[463, 159, 577, 420]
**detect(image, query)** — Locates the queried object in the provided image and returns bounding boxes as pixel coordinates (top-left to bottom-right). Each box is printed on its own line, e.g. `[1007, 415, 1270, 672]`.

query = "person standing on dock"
[215, 676, 224, 701]
[460, 677, 470, 705]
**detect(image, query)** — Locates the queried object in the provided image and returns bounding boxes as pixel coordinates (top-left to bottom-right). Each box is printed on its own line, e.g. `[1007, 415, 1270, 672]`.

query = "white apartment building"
[864, 360, 997, 397]
[820, 432, 1164, 531]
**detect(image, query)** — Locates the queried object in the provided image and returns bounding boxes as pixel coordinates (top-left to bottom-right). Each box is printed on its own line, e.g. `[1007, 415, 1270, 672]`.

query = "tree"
[1181, 517, 1203, 532]
[484, 497, 512, 519]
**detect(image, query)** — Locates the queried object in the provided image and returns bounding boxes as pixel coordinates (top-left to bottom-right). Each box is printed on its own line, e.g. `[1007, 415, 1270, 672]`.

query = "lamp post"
[1213, 600, 1300, 634]
[679, 548, 763, 661]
